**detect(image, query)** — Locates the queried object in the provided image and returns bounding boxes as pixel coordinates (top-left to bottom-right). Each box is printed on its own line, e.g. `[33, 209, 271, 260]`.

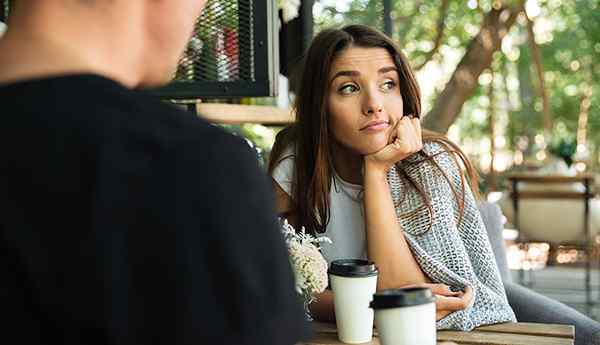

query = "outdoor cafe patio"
[2, 0, 599, 344]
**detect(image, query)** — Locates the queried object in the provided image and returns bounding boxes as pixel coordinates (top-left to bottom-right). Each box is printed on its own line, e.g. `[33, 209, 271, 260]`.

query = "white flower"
[280, 219, 331, 298]
[277, 0, 301, 23]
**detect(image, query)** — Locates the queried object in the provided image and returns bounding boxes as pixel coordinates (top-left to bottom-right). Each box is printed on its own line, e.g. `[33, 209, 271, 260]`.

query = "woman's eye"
[381, 80, 397, 91]
[339, 84, 359, 94]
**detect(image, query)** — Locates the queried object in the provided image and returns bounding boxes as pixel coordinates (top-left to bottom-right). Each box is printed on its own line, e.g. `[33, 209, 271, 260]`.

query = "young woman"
[269, 25, 516, 330]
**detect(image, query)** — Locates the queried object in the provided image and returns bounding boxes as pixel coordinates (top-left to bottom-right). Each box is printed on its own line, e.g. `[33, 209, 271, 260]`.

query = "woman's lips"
[361, 121, 390, 132]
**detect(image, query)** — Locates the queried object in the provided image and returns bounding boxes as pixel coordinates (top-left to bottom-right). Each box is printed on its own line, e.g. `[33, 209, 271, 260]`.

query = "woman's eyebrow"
[330, 70, 360, 84]
[330, 66, 397, 84]
[379, 66, 397, 74]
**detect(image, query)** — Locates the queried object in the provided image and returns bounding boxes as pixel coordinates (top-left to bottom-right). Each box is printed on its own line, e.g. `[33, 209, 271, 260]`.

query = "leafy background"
[234, 0, 600, 193]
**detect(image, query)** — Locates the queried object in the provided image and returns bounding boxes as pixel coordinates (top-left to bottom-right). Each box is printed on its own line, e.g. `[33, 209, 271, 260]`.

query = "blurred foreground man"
[0, 1, 309, 344]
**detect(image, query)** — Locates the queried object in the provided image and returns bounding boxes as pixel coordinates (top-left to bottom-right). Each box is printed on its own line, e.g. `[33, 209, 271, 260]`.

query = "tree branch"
[422, 3, 524, 134]
[413, 0, 450, 71]
[525, 13, 552, 134]
[395, 1, 424, 21]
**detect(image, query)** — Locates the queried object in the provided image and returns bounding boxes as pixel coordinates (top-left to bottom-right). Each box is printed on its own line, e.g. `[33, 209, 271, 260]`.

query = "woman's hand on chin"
[364, 115, 422, 175]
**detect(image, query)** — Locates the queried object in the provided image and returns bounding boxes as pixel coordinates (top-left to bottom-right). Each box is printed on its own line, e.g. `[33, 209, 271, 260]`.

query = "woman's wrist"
[363, 159, 390, 184]
[363, 157, 391, 179]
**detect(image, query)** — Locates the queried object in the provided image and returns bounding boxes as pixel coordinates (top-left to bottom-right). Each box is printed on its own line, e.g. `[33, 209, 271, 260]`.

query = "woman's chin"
[362, 142, 389, 156]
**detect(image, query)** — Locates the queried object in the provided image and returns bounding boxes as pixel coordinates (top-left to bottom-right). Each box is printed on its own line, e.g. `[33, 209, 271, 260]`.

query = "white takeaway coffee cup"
[370, 287, 436, 345]
[329, 259, 379, 344]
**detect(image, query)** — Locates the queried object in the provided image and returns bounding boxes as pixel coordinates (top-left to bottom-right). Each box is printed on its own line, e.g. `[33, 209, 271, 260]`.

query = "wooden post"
[0, 1, 6, 22]
[489, 68, 497, 191]
[279, 0, 313, 79]
[510, 177, 526, 285]
[383, 0, 393, 36]
[584, 177, 592, 310]
[301, 0, 314, 52]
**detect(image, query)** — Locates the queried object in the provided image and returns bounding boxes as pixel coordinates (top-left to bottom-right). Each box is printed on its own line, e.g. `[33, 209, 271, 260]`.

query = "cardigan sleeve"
[388, 141, 516, 330]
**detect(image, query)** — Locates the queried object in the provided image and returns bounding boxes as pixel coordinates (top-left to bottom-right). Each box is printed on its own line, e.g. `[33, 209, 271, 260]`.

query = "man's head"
[2, 0, 207, 87]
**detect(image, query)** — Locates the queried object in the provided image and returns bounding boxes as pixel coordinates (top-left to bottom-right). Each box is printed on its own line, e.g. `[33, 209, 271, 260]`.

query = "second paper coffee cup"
[370, 287, 436, 345]
[329, 259, 378, 344]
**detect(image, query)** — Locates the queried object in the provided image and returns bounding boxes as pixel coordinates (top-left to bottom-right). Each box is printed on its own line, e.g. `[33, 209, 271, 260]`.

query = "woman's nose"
[362, 91, 383, 116]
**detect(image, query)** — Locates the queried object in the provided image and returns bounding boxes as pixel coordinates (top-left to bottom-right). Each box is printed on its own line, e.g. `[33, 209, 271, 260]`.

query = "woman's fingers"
[463, 285, 474, 305]
[393, 116, 422, 154]
[364, 114, 423, 171]
[411, 116, 423, 146]
[436, 295, 466, 312]
[424, 283, 458, 296]
[435, 286, 474, 312]
[431, 284, 461, 296]
[402, 116, 422, 151]
[387, 116, 400, 145]
[401, 283, 461, 297]
[399, 283, 473, 321]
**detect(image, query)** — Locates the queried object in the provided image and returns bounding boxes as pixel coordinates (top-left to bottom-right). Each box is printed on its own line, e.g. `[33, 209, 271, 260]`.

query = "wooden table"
[304, 321, 574, 345]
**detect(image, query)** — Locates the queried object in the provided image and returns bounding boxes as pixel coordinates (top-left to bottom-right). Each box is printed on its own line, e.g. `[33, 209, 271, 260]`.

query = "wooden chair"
[506, 173, 596, 309]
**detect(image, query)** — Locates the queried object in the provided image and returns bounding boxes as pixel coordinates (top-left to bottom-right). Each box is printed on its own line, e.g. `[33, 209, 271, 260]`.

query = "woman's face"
[327, 46, 404, 156]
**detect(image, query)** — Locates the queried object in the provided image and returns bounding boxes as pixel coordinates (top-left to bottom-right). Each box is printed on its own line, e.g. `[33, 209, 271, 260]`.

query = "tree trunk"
[423, 4, 523, 134]
[576, 85, 592, 152]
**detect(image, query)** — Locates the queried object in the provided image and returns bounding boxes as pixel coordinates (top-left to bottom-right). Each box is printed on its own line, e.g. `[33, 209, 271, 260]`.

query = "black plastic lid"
[328, 259, 378, 277]
[370, 287, 435, 309]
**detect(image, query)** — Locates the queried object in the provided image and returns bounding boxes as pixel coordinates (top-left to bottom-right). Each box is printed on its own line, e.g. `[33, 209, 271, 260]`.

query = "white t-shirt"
[0, 21, 7, 38]
[271, 150, 368, 264]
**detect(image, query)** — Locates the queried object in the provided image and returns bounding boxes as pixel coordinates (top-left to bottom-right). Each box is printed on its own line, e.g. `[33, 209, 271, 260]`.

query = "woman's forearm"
[309, 289, 335, 322]
[363, 162, 429, 290]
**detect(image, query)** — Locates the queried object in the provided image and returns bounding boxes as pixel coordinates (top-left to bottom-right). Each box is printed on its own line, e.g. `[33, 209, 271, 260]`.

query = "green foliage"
[549, 136, 577, 167]
[238, 0, 599, 177]
[310, 0, 600, 172]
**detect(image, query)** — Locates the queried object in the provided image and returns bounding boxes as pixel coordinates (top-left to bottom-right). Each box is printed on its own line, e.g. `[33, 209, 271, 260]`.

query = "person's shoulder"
[71, 74, 257, 169]
[404, 139, 461, 174]
[272, 145, 296, 166]
[422, 139, 453, 156]
[0, 73, 254, 163]
[157, 107, 257, 172]
[422, 139, 460, 164]
[270, 145, 296, 177]
[135, 98, 242, 149]
[84, 75, 251, 158]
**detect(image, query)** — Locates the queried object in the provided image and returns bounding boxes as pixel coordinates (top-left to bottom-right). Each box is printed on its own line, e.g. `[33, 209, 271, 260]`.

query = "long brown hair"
[268, 24, 479, 235]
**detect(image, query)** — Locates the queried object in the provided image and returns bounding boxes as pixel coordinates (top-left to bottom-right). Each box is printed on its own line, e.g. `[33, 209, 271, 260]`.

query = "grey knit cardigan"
[388, 141, 516, 331]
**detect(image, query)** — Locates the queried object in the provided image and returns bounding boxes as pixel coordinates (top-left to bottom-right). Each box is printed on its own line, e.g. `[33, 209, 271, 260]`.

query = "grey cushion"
[478, 201, 512, 284]
[506, 282, 600, 345]
[478, 201, 600, 345]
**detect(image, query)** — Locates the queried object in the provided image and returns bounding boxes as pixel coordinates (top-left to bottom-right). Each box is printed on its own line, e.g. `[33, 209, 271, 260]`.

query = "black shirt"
[0, 75, 310, 345]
